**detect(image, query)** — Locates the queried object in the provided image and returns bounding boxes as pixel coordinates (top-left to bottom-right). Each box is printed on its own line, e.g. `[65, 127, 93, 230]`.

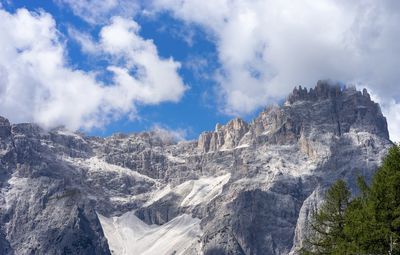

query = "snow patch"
[219, 144, 249, 152]
[65, 156, 158, 183]
[143, 184, 172, 207]
[179, 173, 231, 207]
[235, 143, 249, 149]
[166, 154, 186, 164]
[144, 173, 231, 208]
[98, 212, 202, 255]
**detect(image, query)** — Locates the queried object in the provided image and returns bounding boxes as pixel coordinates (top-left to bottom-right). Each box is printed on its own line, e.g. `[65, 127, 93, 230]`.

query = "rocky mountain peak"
[286, 80, 373, 104]
[0, 81, 394, 255]
[199, 81, 389, 154]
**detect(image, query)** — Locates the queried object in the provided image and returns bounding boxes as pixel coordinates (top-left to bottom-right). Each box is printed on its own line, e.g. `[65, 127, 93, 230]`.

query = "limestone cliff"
[0, 81, 393, 255]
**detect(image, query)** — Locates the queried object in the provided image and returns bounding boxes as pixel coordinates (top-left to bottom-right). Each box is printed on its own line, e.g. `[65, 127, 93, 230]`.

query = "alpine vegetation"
[302, 144, 400, 254]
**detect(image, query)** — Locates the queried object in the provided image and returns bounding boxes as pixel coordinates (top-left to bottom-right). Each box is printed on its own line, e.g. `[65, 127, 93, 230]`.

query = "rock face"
[0, 81, 393, 255]
[198, 118, 250, 153]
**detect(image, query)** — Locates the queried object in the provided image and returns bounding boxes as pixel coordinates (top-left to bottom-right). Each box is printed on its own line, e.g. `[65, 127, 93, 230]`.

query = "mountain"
[0, 80, 393, 255]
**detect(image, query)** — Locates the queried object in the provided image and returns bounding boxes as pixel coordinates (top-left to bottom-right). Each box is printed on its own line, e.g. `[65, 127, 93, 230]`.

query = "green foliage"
[302, 144, 400, 255]
[301, 180, 351, 254]
[365, 144, 400, 254]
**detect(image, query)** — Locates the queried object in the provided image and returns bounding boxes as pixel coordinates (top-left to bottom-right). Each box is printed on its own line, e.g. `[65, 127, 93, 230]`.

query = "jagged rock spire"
[287, 80, 345, 104]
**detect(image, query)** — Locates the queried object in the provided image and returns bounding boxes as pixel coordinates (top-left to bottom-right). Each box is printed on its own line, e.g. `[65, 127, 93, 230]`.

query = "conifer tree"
[301, 179, 351, 254]
[302, 144, 400, 254]
[365, 144, 400, 254]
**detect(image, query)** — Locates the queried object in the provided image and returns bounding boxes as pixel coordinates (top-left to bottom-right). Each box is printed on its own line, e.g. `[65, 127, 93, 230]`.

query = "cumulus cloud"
[0, 8, 186, 130]
[76, 16, 187, 105]
[146, 0, 400, 140]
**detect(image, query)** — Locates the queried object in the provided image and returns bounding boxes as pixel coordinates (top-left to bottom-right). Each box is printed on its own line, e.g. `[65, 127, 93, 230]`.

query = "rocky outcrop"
[286, 81, 342, 103]
[0, 123, 110, 254]
[285, 80, 388, 139]
[198, 118, 250, 152]
[0, 81, 393, 255]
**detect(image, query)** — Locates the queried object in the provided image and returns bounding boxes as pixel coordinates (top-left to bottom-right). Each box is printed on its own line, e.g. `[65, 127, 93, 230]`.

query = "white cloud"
[67, 27, 99, 54]
[368, 90, 400, 143]
[151, 124, 188, 142]
[55, 0, 139, 24]
[0, 8, 186, 130]
[81, 16, 187, 105]
[382, 101, 400, 143]
[146, 0, 400, 140]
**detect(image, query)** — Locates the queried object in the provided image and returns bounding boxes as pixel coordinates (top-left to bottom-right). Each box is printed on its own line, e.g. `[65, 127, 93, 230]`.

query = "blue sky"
[0, 1, 399, 141]
[1, 0, 238, 139]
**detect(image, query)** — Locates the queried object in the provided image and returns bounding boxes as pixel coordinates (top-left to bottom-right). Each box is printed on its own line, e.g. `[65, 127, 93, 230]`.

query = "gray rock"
[0, 81, 393, 255]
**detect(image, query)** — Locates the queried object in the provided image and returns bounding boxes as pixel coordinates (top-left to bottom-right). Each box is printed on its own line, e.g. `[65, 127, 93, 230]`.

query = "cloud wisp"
[55, 0, 140, 25]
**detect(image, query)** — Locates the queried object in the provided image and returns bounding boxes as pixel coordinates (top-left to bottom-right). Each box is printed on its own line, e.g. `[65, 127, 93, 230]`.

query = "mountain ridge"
[0, 80, 393, 254]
